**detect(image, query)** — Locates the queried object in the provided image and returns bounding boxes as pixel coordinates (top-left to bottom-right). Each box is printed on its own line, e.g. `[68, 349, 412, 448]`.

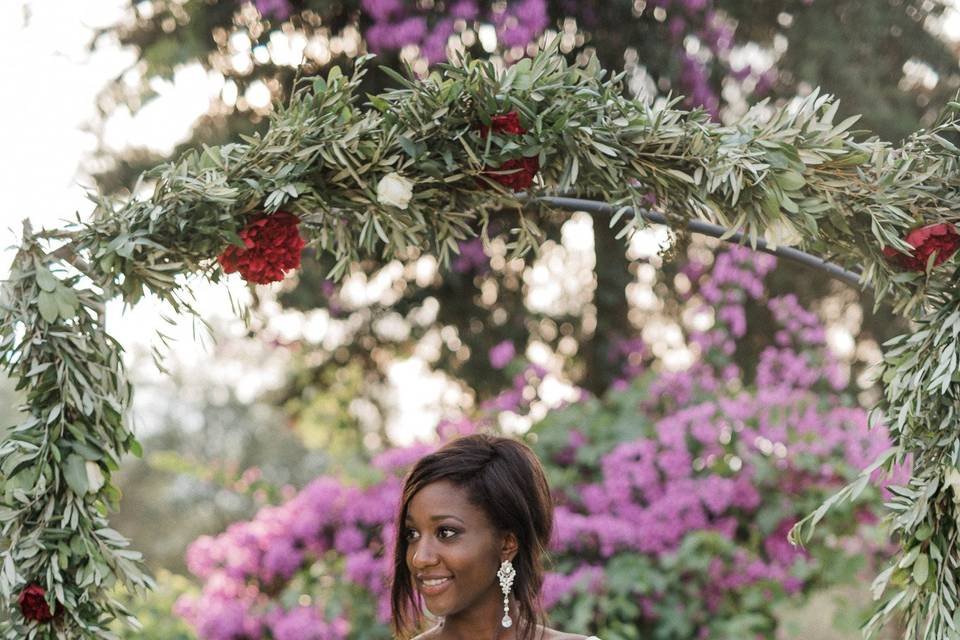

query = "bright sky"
[0, 0, 272, 434]
[2, 0, 959, 444]
[0, 1, 122, 239]
[0, 1, 233, 312]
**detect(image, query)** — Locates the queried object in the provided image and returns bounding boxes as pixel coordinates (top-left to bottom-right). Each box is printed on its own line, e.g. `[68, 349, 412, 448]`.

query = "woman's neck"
[437, 597, 519, 640]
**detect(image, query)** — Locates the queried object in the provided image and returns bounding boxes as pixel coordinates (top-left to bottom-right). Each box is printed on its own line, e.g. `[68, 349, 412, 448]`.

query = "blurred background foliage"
[87, 0, 960, 192]
[119, 245, 909, 639]
[12, 0, 953, 636]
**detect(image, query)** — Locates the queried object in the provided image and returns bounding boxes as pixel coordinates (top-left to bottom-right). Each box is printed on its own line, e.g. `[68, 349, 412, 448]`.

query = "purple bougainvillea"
[177, 246, 901, 639]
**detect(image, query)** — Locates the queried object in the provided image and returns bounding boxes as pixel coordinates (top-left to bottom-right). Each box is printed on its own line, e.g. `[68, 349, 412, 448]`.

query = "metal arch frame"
[535, 196, 866, 290]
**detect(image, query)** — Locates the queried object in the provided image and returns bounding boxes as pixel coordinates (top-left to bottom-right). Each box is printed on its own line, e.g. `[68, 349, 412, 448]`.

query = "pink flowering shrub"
[533, 247, 903, 637]
[174, 461, 413, 639]
[175, 246, 900, 639]
[362, 0, 544, 64]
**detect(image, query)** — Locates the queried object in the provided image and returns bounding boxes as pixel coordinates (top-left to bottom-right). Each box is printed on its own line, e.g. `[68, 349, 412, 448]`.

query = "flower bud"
[763, 218, 803, 250]
[376, 172, 414, 210]
[86, 462, 105, 494]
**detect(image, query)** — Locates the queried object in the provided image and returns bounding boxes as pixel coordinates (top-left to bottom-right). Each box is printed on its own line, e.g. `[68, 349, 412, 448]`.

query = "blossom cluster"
[361, 0, 549, 64]
[218, 212, 306, 285]
[360, 0, 732, 114]
[476, 111, 540, 191]
[175, 473, 405, 638]
[254, 0, 293, 21]
[452, 237, 490, 275]
[647, 0, 819, 114]
[364, 0, 477, 64]
[536, 246, 903, 636]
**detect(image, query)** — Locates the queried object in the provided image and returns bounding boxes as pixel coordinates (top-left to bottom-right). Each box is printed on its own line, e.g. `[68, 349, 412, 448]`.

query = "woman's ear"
[500, 531, 519, 563]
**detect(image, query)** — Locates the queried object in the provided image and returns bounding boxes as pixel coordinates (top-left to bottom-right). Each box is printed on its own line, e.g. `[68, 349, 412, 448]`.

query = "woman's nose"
[411, 539, 439, 568]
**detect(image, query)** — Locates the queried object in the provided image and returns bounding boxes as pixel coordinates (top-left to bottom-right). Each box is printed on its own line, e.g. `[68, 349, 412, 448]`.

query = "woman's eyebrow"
[430, 515, 465, 523]
[404, 514, 465, 523]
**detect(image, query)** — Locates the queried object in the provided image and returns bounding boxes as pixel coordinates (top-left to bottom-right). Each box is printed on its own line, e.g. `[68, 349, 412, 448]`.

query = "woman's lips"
[419, 576, 453, 596]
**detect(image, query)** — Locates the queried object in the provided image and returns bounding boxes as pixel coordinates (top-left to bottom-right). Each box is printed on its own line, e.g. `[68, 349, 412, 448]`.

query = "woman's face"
[404, 480, 515, 619]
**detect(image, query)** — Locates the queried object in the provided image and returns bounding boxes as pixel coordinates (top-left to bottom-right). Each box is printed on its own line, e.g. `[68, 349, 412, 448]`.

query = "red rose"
[218, 211, 306, 284]
[18, 584, 54, 622]
[478, 112, 526, 137]
[484, 157, 540, 192]
[476, 111, 540, 192]
[882, 223, 960, 272]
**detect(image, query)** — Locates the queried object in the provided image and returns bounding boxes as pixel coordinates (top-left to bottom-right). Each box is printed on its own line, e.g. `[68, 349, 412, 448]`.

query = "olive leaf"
[63, 454, 88, 496]
[37, 291, 59, 323]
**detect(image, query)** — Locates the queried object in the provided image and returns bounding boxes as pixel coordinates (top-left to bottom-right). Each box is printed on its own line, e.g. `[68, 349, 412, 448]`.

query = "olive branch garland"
[2, 34, 960, 636]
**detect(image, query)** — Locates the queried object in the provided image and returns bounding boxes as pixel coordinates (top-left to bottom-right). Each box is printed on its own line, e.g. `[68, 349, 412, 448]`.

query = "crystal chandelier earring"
[497, 559, 516, 628]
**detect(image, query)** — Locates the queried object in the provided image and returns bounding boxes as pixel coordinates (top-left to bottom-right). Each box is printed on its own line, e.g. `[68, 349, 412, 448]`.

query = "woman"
[390, 433, 601, 640]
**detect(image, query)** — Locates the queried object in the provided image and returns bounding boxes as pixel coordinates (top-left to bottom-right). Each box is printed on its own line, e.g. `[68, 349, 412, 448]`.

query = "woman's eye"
[404, 528, 419, 541]
[438, 527, 458, 539]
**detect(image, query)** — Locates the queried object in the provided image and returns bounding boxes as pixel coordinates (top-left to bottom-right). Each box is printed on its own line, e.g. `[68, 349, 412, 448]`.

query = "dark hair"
[390, 433, 554, 640]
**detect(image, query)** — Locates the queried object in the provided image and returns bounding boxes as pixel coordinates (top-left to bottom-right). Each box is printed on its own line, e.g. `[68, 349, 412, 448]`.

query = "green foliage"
[0, 234, 154, 637]
[93, 1, 959, 191]
[111, 570, 196, 639]
[532, 367, 894, 639]
[725, 0, 958, 141]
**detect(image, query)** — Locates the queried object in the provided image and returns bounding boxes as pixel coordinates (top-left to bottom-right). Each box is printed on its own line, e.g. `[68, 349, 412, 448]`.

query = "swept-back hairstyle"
[390, 433, 554, 640]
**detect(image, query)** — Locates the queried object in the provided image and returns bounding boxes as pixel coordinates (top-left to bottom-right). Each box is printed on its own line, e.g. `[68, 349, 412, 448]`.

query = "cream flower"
[946, 468, 960, 504]
[85, 461, 105, 494]
[763, 218, 804, 250]
[376, 172, 414, 210]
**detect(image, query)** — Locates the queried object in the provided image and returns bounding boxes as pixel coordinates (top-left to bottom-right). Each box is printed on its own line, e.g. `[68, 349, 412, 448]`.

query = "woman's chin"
[422, 594, 452, 616]
[422, 594, 458, 617]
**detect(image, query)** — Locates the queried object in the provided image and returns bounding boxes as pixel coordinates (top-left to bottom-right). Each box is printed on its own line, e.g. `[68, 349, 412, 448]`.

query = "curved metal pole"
[535, 196, 866, 290]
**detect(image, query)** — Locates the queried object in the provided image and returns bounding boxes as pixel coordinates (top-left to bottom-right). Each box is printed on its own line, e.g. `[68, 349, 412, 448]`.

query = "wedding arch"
[2, 37, 959, 638]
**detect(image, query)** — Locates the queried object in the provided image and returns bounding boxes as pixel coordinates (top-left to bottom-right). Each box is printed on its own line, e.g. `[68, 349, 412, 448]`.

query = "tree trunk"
[583, 214, 633, 397]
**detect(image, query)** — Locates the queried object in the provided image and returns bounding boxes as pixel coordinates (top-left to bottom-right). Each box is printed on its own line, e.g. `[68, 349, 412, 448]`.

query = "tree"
[85, 1, 931, 424]
[90, 0, 958, 191]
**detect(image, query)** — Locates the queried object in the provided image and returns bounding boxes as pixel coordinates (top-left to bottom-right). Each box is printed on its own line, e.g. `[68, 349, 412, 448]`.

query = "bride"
[390, 433, 601, 640]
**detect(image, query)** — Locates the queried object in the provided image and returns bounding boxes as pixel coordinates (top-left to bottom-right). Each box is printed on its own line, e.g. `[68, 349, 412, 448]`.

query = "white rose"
[376, 172, 414, 210]
[763, 218, 804, 250]
[86, 461, 105, 494]
[947, 468, 960, 504]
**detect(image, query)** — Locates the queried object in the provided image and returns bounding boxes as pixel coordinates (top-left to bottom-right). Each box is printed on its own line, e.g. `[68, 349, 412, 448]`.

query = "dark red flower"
[476, 111, 540, 192]
[482, 157, 540, 192]
[478, 111, 526, 137]
[882, 223, 960, 272]
[18, 584, 54, 622]
[218, 211, 306, 284]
